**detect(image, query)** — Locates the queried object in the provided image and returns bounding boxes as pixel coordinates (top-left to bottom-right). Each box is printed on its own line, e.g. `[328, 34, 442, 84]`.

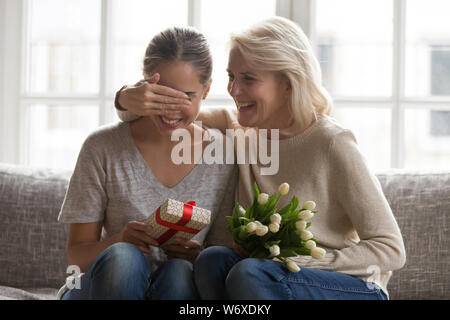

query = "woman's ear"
[281, 74, 291, 92]
[143, 73, 160, 84]
[202, 79, 213, 100]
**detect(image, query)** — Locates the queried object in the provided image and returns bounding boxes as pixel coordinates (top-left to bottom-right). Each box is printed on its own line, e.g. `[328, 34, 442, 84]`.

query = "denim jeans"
[193, 246, 387, 300]
[62, 242, 199, 300]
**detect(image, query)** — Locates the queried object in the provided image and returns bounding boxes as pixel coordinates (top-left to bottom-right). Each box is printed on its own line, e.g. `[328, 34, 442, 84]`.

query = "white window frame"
[1, 0, 449, 168]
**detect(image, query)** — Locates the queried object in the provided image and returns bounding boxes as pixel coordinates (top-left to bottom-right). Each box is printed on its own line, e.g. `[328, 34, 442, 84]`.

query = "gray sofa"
[0, 163, 449, 300]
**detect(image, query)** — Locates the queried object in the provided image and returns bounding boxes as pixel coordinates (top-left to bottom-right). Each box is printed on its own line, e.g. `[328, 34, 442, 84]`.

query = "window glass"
[404, 1, 450, 170]
[404, 108, 450, 171]
[405, 0, 450, 97]
[331, 107, 391, 172]
[109, 0, 188, 95]
[27, 0, 101, 94]
[28, 104, 99, 170]
[316, 0, 393, 97]
[200, 0, 276, 98]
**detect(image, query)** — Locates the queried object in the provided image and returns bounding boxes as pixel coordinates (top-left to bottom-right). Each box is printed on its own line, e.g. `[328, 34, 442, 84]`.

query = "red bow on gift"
[155, 201, 200, 245]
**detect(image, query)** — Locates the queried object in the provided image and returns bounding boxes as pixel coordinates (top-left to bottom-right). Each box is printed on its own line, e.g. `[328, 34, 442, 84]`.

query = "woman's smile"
[159, 116, 184, 129]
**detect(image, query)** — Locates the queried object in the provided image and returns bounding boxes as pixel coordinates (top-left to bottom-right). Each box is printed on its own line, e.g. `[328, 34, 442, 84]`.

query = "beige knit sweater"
[117, 107, 406, 297]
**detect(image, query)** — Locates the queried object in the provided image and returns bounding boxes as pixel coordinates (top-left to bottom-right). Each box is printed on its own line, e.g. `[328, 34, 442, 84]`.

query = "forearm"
[197, 107, 238, 133]
[116, 109, 140, 122]
[331, 237, 405, 275]
[67, 233, 121, 272]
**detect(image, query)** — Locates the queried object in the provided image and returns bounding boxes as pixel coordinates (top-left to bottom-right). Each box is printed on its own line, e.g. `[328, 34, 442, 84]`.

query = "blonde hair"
[229, 16, 332, 132]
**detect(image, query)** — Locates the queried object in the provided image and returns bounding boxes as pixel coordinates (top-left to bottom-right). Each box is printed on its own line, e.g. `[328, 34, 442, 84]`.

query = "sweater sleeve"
[116, 109, 140, 122]
[196, 107, 239, 133]
[326, 130, 406, 276]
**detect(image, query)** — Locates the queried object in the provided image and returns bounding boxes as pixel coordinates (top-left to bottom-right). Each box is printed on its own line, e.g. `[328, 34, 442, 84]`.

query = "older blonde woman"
[115, 17, 405, 300]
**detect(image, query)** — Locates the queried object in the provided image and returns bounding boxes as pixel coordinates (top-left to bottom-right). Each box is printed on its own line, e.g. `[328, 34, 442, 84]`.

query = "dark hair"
[143, 27, 212, 86]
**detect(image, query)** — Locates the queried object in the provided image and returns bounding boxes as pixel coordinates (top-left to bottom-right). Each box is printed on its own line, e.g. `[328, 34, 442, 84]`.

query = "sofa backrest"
[0, 163, 449, 299]
[376, 171, 450, 300]
[0, 164, 71, 289]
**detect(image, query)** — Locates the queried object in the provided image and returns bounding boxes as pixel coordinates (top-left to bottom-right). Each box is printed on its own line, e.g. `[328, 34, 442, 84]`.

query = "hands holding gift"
[119, 219, 160, 255]
[162, 238, 202, 263]
[226, 182, 326, 272]
[119, 220, 201, 262]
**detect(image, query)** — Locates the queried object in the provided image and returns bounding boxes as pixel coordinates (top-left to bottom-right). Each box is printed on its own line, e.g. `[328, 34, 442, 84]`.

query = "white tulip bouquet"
[226, 182, 325, 272]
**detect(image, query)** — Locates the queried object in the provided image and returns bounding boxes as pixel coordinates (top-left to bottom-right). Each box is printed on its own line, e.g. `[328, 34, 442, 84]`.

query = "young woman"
[114, 17, 406, 300]
[57, 27, 236, 300]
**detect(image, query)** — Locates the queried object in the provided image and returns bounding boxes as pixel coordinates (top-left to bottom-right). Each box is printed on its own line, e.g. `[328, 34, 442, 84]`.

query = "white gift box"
[145, 199, 211, 245]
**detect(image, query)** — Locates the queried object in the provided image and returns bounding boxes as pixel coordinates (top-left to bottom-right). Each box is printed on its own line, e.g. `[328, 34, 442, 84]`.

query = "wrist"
[114, 85, 128, 111]
[108, 232, 123, 245]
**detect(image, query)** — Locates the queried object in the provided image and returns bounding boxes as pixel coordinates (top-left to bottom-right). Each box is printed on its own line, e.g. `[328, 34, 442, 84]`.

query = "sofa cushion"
[0, 163, 71, 289]
[377, 171, 450, 300]
[0, 286, 58, 300]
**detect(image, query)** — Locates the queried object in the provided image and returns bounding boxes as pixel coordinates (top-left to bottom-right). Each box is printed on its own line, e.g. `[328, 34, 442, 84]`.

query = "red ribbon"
[155, 201, 200, 245]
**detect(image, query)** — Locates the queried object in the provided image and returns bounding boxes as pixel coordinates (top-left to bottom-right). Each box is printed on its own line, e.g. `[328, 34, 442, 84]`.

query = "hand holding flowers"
[226, 182, 326, 272]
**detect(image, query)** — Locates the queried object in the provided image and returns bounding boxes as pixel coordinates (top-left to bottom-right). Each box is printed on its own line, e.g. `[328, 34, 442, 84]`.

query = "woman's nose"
[228, 79, 241, 97]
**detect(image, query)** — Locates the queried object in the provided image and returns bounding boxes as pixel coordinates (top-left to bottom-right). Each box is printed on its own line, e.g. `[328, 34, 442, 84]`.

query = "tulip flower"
[269, 244, 280, 256]
[295, 220, 307, 231]
[311, 247, 326, 259]
[270, 213, 282, 224]
[227, 181, 323, 273]
[286, 261, 300, 272]
[278, 183, 290, 196]
[246, 222, 257, 233]
[303, 201, 316, 210]
[298, 210, 314, 220]
[269, 223, 280, 233]
[300, 230, 313, 240]
[305, 239, 316, 250]
[257, 193, 269, 205]
[256, 225, 269, 236]
[238, 205, 246, 216]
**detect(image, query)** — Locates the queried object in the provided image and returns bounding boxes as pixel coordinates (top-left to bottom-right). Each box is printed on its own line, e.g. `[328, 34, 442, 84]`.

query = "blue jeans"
[193, 246, 387, 300]
[62, 242, 199, 300]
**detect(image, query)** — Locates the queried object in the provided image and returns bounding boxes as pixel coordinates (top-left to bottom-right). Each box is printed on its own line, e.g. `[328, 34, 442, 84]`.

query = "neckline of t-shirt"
[119, 121, 204, 192]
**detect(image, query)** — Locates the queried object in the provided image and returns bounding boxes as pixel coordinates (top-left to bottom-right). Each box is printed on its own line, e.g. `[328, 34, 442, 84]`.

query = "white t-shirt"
[56, 121, 237, 298]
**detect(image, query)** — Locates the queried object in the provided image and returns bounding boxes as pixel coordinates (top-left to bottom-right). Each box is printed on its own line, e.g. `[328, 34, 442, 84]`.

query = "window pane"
[331, 108, 391, 171]
[28, 104, 99, 170]
[200, 0, 276, 97]
[109, 0, 188, 95]
[404, 108, 450, 171]
[405, 0, 450, 97]
[316, 0, 392, 97]
[27, 0, 100, 94]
